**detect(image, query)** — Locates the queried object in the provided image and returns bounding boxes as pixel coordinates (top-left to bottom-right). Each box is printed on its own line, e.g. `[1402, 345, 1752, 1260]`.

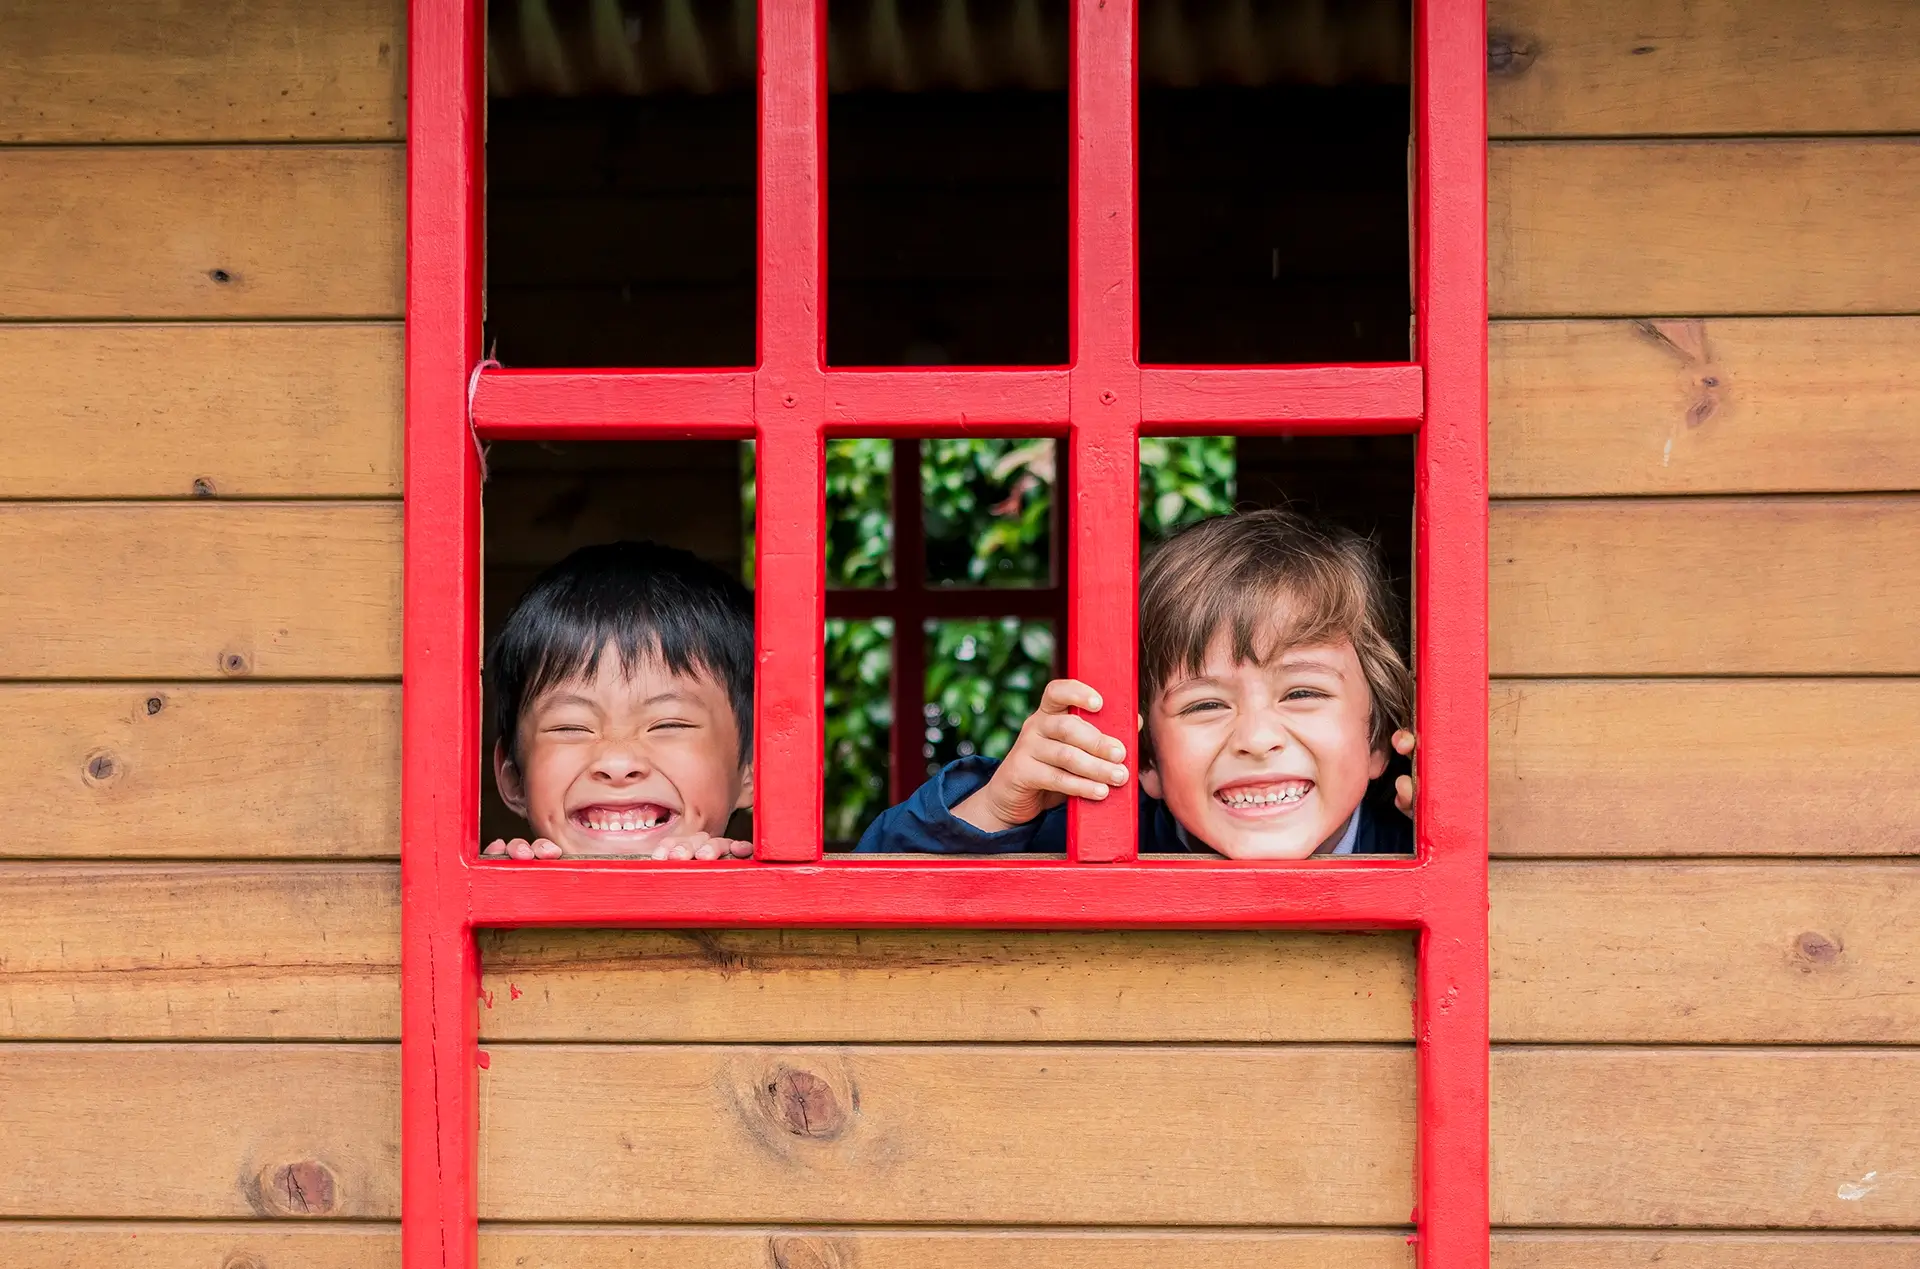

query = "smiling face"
[1141, 629, 1387, 860]
[493, 643, 751, 856]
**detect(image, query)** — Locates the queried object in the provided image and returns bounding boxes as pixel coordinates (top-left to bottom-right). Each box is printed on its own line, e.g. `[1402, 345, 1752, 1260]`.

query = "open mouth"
[1214, 779, 1313, 815]
[569, 802, 678, 836]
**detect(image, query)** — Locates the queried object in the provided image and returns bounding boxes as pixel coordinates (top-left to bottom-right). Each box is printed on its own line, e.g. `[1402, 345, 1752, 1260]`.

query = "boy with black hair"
[482, 540, 757, 861]
[857, 508, 1416, 858]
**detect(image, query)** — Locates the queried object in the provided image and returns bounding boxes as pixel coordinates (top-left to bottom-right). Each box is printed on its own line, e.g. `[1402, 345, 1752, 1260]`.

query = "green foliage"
[743, 435, 1234, 842]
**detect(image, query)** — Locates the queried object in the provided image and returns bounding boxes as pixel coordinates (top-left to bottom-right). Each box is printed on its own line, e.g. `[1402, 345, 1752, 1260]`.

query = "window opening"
[1138, 0, 1412, 364]
[486, 0, 759, 366]
[825, 0, 1070, 365]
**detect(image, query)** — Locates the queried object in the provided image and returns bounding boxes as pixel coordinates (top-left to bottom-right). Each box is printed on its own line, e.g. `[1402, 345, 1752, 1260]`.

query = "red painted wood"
[887, 439, 928, 802]
[401, 1, 483, 1268]
[470, 856, 1432, 928]
[1140, 364, 1425, 432]
[472, 369, 754, 439]
[752, 0, 828, 862]
[1411, 0, 1491, 1264]
[826, 369, 1071, 430]
[1065, 0, 1141, 864]
[405, 0, 1487, 1262]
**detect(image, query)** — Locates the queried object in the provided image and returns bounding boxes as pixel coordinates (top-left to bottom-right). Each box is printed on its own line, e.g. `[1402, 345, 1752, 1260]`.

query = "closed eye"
[1283, 688, 1330, 701]
[1175, 699, 1228, 716]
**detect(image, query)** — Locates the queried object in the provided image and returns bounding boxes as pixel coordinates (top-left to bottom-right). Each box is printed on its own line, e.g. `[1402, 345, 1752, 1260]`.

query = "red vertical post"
[1413, 0, 1490, 1264]
[1066, 0, 1141, 863]
[754, 0, 828, 860]
[889, 439, 928, 801]
[401, 1, 483, 1267]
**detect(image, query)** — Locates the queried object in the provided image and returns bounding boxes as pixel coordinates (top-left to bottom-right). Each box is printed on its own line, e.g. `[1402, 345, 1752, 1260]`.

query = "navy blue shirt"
[854, 755, 1412, 856]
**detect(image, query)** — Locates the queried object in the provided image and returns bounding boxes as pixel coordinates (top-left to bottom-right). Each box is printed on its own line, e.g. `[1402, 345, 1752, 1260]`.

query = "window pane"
[923, 618, 1054, 773]
[825, 617, 894, 843]
[922, 437, 1054, 586]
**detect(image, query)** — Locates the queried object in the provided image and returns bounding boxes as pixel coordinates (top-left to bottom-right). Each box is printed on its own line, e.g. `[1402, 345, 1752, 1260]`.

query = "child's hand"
[1391, 728, 1416, 818]
[953, 678, 1129, 834]
[644, 832, 753, 861]
[483, 836, 563, 860]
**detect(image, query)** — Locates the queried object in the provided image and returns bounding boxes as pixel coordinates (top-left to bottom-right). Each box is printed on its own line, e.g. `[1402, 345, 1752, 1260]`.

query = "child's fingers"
[1394, 773, 1415, 816]
[1021, 758, 1113, 802]
[481, 839, 507, 856]
[533, 838, 563, 859]
[1392, 728, 1417, 757]
[1035, 711, 1128, 764]
[1037, 678, 1104, 716]
[1030, 736, 1129, 787]
[505, 838, 535, 860]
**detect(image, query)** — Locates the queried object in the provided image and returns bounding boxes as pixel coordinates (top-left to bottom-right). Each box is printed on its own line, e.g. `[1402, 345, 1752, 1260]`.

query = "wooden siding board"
[0, 324, 403, 499]
[1490, 679, 1920, 857]
[1490, 141, 1920, 317]
[2, 685, 399, 858]
[0, 0, 405, 143]
[1487, 0, 1920, 138]
[1489, 318, 1920, 497]
[0, 146, 404, 319]
[1490, 497, 1920, 676]
[0, 504, 402, 680]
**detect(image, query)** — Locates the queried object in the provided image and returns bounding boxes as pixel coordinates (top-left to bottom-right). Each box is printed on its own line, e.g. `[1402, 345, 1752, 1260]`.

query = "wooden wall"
[3, 0, 1919, 1266]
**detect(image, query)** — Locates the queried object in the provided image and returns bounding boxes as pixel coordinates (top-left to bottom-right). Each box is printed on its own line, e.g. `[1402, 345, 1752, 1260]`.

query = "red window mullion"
[1065, 0, 1141, 864]
[753, 0, 829, 861]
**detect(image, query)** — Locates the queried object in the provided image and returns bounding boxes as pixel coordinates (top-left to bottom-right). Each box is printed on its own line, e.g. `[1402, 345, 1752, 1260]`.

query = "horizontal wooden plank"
[1489, 318, 1920, 496]
[0, 324, 402, 498]
[0, 146, 403, 319]
[10, 1046, 1917, 1226]
[2, 686, 398, 858]
[0, 504, 401, 679]
[1487, 0, 1920, 138]
[1490, 679, 1920, 856]
[7, 1226, 1917, 1269]
[1493, 862, 1920, 1043]
[1490, 497, 1920, 675]
[1494, 1233, 1920, 1269]
[0, 863, 397, 1038]
[479, 1044, 1415, 1223]
[1491, 1049, 1920, 1227]
[0, 0, 404, 143]
[0, 1044, 397, 1218]
[480, 929, 1415, 1042]
[1490, 141, 1920, 317]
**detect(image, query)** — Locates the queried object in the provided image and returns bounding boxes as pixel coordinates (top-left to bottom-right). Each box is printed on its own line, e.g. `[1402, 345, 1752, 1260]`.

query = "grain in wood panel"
[0, 1224, 398, 1269]
[1489, 319, 1920, 497]
[0, 504, 401, 679]
[1492, 1048, 1920, 1227]
[0, 147, 403, 319]
[0, 324, 402, 498]
[1489, 680, 1920, 856]
[0, 0, 404, 143]
[486, 1228, 1411, 1268]
[1490, 141, 1920, 317]
[479, 1045, 1413, 1223]
[480, 929, 1415, 1042]
[1490, 497, 1920, 675]
[1492, 862, 1920, 1043]
[0, 1044, 396, 1218]
[1495, 1231, 1920, 1269]
[0, 864, 397, 1039]
[1487, 0, 1920, 138]
[3, 685, 398, 858]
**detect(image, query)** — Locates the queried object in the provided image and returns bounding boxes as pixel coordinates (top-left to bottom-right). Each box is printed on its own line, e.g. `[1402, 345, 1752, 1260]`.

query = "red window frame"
[401, 0, 1487, 1262]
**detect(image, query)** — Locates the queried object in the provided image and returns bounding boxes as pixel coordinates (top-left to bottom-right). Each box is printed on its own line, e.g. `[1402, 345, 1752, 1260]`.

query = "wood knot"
[145, 694, 167, 715]
[1794, 931, 1842, 967]
[1486, 30, 1537, 76]
[220, 650, 253, 676]
[768, 1235, 849, 1269]
[256, 1160, 338, 1217]
[208, 268, 234, 284]
[761, 1066, 847, 1140]
[82, 749, 121, 787]
[223, 1254, 268, 1269]
[192, 477, 217, 497]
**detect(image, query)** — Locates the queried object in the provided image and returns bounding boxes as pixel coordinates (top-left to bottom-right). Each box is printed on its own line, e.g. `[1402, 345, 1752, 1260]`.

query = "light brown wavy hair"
[1138, 508, 1412, 765]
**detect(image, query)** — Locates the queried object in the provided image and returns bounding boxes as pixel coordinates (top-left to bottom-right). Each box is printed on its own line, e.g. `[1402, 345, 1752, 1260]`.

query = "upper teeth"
[1222, 787, 1307, 807]
[584, 810, 663, 831]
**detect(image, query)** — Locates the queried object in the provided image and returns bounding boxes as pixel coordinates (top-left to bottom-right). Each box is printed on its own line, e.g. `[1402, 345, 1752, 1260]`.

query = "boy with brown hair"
[856, 508, 1415, 857]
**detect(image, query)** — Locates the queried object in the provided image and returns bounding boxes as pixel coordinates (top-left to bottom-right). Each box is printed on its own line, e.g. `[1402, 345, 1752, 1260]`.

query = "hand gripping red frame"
[401, 0, 1488, 1262]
